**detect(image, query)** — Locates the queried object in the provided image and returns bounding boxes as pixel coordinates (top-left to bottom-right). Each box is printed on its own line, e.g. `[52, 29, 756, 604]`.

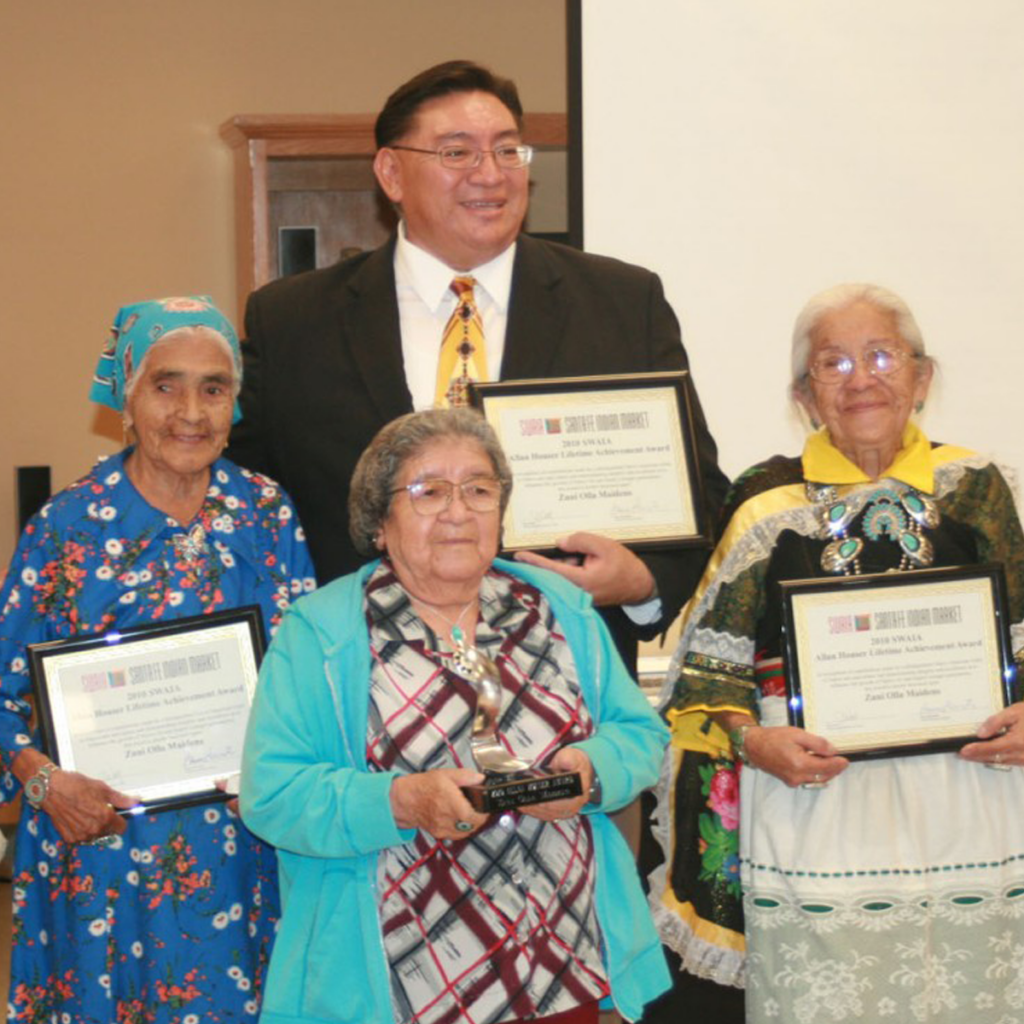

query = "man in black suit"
[226, 60, 728, 668]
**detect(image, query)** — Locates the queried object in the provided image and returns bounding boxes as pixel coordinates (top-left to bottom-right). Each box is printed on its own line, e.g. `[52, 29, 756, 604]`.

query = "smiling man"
[374, 88, 528, 273]
[227, 60, 728, 670]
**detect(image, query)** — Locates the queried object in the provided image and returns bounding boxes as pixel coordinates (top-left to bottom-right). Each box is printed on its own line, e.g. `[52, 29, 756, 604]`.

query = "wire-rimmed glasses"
[391, 477, 503, 516]
[807, 346, 916, 385]
[390, 144, 534, 170]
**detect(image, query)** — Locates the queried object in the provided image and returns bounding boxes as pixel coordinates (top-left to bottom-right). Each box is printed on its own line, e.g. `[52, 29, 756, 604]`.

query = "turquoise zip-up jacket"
[241, 559, 670, 1024]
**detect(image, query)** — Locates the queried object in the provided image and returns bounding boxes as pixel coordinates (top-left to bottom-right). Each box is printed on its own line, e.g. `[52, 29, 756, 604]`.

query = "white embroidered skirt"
[741, 748, 1024, 1023]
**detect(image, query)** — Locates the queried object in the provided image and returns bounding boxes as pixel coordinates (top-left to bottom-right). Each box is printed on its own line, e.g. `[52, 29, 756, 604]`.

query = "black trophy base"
[463, 769, 583, 813]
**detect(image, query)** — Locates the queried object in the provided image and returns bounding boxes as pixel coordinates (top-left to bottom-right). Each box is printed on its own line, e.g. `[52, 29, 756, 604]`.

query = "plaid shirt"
[366, 562, 609, 1024]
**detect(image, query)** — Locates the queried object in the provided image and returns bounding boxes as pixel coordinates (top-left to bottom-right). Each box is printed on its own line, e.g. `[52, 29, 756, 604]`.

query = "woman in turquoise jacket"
[241, 409, 670, 1024]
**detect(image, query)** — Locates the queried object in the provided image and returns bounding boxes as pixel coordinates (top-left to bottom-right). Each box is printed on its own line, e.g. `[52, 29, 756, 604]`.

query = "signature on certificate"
[183, 745, 236, 772]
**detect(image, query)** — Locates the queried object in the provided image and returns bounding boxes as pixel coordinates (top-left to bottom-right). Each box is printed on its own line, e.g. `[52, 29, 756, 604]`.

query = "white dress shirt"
[391, 220, 661, 625]
[393, 221, 516, 411]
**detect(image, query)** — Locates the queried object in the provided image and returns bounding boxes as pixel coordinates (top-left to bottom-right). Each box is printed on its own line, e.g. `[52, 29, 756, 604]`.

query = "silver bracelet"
[729, 724, 755, 766]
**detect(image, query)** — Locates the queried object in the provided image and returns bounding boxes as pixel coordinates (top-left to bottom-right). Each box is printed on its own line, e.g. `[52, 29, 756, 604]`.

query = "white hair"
[123, 325, 241, 403]
[790, 283, 929, 392]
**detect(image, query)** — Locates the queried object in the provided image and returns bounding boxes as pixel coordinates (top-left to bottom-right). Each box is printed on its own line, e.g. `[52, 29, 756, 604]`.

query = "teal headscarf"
[90, 296, 243, 423]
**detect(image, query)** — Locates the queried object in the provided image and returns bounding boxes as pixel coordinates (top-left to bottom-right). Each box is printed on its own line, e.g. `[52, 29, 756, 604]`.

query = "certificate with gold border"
[29, 607, 265, 812]
[469, 372, 710, 552]
[782, 565, 1016, 759]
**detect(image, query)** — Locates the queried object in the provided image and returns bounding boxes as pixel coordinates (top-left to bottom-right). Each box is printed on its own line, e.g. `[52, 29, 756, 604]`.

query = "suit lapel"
[341, 235, 415, 423]
[500, 235, 569, 380]
[342, 234, 567, 409]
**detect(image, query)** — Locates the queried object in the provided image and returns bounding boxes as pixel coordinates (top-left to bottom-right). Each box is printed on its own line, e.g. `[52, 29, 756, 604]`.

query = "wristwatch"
[24, 761, 58, 810]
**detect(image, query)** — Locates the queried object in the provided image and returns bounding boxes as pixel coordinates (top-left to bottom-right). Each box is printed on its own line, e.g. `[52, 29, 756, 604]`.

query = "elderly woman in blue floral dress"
[0, 297, 315, 1022]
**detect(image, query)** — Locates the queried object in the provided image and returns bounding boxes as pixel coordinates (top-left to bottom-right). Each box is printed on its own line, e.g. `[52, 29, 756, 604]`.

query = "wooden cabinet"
[220, 113, 567, 321]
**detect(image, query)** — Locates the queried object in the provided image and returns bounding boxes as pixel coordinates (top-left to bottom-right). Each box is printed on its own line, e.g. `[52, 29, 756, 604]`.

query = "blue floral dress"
[0, 449, 316, 1023]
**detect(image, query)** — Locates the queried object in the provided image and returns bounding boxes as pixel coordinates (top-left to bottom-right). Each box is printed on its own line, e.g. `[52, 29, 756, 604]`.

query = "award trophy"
[452, 639, 583, 813]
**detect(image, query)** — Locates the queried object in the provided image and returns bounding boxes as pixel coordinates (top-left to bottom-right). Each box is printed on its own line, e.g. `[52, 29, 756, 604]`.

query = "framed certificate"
[469, 371, 710, 552]
[29, 606, 265, 812]
[782, 565, 1016, 759]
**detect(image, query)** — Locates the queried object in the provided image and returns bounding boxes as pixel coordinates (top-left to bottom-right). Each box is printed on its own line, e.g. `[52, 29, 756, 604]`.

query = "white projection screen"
[580, 2, 1024, 491]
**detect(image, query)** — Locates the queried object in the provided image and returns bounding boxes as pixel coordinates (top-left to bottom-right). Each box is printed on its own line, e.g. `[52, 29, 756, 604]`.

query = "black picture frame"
[29, 605, 266, 814]
[782, 564, 1016, 760]
[469, 370, 710, 554]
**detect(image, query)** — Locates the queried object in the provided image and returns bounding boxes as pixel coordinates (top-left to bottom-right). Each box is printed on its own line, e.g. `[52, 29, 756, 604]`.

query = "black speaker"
[17, 466, 52, 534]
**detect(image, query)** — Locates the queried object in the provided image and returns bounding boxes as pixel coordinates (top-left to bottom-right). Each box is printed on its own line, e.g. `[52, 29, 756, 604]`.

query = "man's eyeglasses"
[807, 346, 916, 385]
[390, 144, 534, 170]
[391, 477, 503, 516]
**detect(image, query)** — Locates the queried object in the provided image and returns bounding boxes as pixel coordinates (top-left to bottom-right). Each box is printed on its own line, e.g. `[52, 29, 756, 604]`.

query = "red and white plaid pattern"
[365, 563, 609, 1024]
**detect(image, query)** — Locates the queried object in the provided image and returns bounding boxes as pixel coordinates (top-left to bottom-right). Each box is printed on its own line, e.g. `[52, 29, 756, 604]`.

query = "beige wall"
[0, 0, 566, 567]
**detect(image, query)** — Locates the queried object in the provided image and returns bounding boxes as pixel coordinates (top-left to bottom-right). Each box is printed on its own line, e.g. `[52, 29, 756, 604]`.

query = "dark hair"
[375, 60, 524, 149]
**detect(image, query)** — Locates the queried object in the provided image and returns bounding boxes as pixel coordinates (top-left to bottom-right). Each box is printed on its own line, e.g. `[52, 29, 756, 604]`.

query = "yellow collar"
[802, 422, 935, 492]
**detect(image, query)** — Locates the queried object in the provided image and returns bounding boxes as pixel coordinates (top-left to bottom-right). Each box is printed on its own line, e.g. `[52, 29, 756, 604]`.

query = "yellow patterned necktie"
[435, 276, 487, 407]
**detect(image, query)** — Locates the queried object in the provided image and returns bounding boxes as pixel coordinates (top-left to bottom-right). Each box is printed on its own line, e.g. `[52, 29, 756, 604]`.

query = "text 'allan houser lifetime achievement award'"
[471, 372, 712, 554]
[782, 566, 1015, 759]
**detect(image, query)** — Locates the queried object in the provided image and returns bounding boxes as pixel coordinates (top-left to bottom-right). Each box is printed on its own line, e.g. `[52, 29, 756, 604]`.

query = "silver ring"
[995, 752, 1004, 764]
[454, 820, 473, 833]
[88, 835, 116, 848]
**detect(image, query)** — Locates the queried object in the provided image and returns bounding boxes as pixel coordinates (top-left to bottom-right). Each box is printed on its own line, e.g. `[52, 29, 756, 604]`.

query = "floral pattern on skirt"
[0, 450, 316, 1021]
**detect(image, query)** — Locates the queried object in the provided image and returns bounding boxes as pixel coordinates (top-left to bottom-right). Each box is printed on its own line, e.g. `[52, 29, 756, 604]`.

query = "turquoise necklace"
[809, 481, 939, 575]
[408, 594, 477, 653]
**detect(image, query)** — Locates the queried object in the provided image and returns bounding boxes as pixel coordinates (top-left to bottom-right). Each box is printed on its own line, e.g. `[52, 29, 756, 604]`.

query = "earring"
[810, 417, 821, 430]
[915, 401, 924, 414]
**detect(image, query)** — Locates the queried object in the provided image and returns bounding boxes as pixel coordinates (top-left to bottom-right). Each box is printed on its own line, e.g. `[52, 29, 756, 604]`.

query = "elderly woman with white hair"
[0, 297, 315, 1021]
[646, 283, 1024, 1023]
